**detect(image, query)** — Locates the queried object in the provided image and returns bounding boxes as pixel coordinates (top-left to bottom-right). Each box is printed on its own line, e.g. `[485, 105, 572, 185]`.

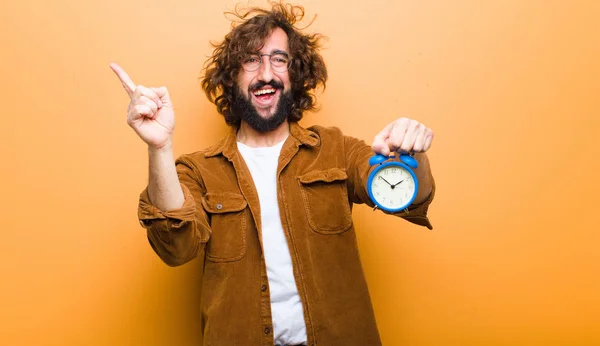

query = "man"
[111, 2, 434, 345]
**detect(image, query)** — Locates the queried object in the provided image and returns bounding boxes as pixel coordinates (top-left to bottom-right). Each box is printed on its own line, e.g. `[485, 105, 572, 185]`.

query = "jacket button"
[264, 326, 271, 334]
[261, 284, 268, 292]
[216, 203, 223, 210]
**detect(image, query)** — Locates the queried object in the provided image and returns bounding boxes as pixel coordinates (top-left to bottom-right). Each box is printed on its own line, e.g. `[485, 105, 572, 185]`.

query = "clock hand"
[391, 180, 404, 188]
[378, 176, 393, 186]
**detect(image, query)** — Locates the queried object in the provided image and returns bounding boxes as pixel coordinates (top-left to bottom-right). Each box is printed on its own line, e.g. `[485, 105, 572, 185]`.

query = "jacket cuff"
[395, 182, 436, 230]
[138, 184, 196, 226]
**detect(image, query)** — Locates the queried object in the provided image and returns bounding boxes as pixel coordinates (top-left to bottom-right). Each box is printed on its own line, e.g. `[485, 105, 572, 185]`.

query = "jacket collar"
[204, 121, 320, 159]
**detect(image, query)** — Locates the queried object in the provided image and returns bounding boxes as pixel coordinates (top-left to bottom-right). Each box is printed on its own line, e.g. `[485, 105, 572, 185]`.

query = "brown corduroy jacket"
[138, 122, 435, 346]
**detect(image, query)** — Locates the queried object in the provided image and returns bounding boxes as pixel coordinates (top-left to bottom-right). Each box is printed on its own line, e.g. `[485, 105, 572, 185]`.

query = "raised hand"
[372, 117, 434, 156]
[110, 63, 175, 149]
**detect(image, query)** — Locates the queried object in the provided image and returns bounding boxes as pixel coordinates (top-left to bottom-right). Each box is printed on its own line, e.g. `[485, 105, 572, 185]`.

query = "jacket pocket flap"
[201, 192, 247, 213]
[298, 168, 348, 184]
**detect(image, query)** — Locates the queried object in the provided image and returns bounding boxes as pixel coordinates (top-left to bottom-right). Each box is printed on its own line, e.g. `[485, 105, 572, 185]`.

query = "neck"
[236, 120, 290, 148]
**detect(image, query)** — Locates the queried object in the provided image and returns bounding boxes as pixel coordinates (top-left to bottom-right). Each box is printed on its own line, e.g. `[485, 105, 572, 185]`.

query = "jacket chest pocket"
[297, 168, 353, 235]
[201, 192, 247, 262]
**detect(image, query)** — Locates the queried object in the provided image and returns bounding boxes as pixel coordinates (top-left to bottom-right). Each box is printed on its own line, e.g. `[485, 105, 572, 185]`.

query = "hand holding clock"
[367, 117, 433, 213]
[371, 117, 434, 156]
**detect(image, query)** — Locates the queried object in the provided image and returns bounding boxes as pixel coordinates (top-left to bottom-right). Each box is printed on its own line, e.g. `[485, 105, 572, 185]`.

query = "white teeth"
[253, 89, 275, 96]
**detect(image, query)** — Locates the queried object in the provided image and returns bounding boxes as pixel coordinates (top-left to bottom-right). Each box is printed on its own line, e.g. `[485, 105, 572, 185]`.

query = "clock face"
[369, 165, 416, 210]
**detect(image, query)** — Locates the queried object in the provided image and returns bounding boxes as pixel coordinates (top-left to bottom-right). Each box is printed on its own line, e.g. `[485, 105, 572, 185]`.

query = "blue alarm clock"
[367, 153, 419, 212]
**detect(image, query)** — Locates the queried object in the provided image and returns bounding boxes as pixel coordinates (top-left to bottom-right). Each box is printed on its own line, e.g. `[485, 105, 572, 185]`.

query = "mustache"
[249, 80, 284, 91]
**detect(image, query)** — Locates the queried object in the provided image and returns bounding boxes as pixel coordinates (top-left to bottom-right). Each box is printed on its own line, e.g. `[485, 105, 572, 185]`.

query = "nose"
[257, 55, 274, 82]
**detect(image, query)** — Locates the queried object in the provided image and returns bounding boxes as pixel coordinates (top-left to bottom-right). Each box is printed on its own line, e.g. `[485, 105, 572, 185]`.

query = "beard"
[231, 81, 293, 133]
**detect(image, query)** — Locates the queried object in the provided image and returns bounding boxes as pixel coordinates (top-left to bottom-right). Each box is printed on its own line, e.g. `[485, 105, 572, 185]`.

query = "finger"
[129, 104, 154, 122]
[109, 63, 136, 98]
[399, 122, 423, 153]
[423, 132, 434, 152]
[134, 96, 158, 115]
[151, 87, 170, 108]
[388, 120, 409, 152]
[134, 86, 161, 108]
[372, 122, 393, 156]
[399, 129, 417, 153]
[150, 88, 164, 108]
[412, 129, 426, 152]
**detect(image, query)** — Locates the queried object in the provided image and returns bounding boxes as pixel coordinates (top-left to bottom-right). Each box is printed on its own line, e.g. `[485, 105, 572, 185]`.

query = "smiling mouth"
[252, 88, 279, 105]
[253, 88, 276, 96]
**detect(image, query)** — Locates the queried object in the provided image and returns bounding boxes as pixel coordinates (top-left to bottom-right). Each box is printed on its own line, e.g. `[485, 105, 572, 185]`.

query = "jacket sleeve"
[137, 157, 211, 266]
[343, 134, 435, 230]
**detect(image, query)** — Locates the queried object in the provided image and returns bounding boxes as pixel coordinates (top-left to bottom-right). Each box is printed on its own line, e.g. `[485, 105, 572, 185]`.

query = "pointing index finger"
[109, 62, 136, 98]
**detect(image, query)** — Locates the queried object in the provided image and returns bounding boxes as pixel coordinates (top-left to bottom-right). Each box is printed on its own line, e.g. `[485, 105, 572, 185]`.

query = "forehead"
[257, 27, 289, 53]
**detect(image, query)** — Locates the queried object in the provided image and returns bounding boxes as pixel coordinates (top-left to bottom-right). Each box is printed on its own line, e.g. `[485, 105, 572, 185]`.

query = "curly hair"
[201, 1, 328, 127]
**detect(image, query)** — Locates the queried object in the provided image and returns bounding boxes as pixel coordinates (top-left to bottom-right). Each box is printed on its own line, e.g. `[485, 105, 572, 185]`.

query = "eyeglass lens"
[242, 53, 291, 72]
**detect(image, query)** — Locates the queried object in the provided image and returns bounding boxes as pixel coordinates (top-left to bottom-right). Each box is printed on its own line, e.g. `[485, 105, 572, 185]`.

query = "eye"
[272, 54, 289, 64]
[243, 54, 261, 63]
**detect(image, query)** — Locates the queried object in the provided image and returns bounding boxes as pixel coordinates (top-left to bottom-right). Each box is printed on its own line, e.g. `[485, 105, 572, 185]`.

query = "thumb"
[372, 123, 393, 156]
[371, 137, 389, 156]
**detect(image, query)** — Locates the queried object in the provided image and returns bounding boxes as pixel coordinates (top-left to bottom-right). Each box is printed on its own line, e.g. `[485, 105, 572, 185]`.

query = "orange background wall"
[2, 0, 599, 345]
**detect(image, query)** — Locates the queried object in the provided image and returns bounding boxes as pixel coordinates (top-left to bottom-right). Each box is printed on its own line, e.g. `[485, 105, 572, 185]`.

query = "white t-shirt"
[237, 138, 307, 345]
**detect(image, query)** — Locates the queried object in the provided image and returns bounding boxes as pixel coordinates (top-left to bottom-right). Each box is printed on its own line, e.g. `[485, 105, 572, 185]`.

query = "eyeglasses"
[241, 52, 292, 73]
